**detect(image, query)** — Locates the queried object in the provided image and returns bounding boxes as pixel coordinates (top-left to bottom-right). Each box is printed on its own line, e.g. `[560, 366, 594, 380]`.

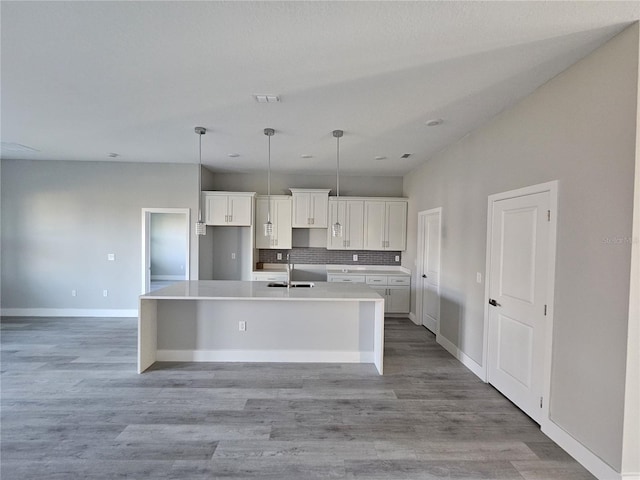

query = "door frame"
[141, 208, 191, 294]
[482, 181, 558, 423]
[416, 207, 442, 333]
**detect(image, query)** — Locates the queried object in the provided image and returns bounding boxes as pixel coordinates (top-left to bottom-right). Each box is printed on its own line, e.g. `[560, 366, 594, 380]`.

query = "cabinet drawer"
[388, 276, 410, 286]
[366, 275, 388, 285]
[252, 273, 287, 282]
[327, 275, 366, 283]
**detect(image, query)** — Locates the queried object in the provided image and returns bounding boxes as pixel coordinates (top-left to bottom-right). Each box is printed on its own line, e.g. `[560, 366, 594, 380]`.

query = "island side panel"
[155, 299, 376, 364]
[138, 298, 158, 373]
[373, 299, 384, 374]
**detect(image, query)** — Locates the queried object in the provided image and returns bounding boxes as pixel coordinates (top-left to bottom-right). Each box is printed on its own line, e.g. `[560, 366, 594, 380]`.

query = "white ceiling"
[2, 1, 639, 176]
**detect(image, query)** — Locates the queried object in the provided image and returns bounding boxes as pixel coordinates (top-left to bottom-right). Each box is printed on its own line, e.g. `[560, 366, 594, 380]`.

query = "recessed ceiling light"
[401, 153, 412, 159]
[254, 94, 280, 103]
[425, 118, 444, 127]
[228, 153, 240, 158]
[300, 154, 312, 159]
[374, 156, 387, 160]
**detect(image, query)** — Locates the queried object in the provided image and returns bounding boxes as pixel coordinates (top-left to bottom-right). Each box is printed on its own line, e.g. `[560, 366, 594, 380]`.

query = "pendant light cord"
[336, 134, 340, 200]
[198, 131, 203, 223]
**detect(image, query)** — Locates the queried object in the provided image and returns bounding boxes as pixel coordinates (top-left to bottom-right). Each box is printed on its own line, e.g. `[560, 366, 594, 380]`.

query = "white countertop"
[141, 280, 383, 302]
[254, 264, 411, 276]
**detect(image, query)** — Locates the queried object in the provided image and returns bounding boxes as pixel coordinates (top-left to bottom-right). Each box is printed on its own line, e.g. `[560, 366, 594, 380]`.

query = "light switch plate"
[107, 253, 115, 261]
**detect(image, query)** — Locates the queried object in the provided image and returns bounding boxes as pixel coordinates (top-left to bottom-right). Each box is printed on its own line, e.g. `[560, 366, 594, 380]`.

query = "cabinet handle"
[311, 218, 314, 225]
[229, 215, 232, 222]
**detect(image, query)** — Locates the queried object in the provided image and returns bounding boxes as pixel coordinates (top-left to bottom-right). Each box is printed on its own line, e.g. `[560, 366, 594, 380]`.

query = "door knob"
[422, 274, 427, 278]
[489, 298, 501, 307]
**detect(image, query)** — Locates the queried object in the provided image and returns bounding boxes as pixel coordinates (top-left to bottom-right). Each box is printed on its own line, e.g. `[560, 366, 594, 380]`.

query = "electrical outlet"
[238, 321, 246, 332]
[476, 272, 482, 284]
[103, 290, 108, 297]
[277, 253, 282, 260]
[71, 289, 77, 297]
[352, 254, 358, 262]
[395, 255, 400, 262]
[231, 252, 236, 260]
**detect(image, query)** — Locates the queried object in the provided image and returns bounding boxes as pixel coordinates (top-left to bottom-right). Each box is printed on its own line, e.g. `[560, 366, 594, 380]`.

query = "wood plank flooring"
[1, 316, 595, 479]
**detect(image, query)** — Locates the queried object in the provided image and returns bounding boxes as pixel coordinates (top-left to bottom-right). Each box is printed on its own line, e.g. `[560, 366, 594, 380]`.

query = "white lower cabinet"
[328, 273, 410, 314]
[251, 272, 287, 282]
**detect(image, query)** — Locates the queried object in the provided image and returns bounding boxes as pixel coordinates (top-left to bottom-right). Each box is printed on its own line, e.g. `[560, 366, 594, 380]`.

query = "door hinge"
[547, 210, 551, 222]
[544, 304, 547, 316]
[540, 396, 543, 408]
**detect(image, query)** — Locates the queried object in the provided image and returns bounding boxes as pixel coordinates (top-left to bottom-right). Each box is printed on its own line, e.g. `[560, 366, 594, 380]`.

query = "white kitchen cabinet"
[363, 199, 407, 251]
[327, 274, 366, 284]
[290, 189, 330, 228]
[255, 195, 292, 249]
[328, 271, 411, 314]
[327, 199, 364, 250]
[251, 271, 288, 282]
[203, 192, 255, 226]
[366, 274, 410, 313]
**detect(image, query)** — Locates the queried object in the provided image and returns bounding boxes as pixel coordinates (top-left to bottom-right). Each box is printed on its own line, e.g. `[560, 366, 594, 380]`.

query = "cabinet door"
[292, 193, 310, 227]
[345, 200, 364, 250]
[227, 195, 253, 226]
[387, 286, 410, 313]
[370, 286, 389, 313]
[255, 198, 272, 249]
[309, 192, 328, 228]
[386, 201, 407, 250]
[205, 195, 229, 225]
[363, 201, 386, 250]
[273, 197, 292, 249]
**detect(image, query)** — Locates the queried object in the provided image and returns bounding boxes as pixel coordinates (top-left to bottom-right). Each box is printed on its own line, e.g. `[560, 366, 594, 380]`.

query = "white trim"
[141, 208, 191, 295]
[150, 275, 185, 281]
[482, 180, 558, 423]
[408, 311, 419, 324]
[1, 308, 138, 318]
[437, 333, 485, 381]
[156, 349, 375, 364]
[542, 419, 623, 480]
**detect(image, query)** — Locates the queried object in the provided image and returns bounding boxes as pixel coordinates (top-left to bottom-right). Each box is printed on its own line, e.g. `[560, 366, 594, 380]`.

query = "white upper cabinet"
[327, 198, 364, 250]
[255, 195, 292, 249]
[203, 192, 255, 226]
[290, 189, 330, 228]
[363, 199, 407, 251]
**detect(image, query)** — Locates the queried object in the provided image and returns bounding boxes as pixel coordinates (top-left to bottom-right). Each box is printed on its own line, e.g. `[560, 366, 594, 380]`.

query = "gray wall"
[1, 160, 200, 311]
[150, 213, 187, 278]
[204, 171, 404, 197]
[403, 25, 638, 471]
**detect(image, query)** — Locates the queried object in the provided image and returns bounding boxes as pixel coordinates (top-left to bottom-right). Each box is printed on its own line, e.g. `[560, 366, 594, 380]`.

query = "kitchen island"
[138, 281, 385, 374]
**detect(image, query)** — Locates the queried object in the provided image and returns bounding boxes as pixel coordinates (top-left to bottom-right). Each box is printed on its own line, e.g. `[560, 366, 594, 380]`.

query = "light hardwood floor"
[0, 316, 595, 479]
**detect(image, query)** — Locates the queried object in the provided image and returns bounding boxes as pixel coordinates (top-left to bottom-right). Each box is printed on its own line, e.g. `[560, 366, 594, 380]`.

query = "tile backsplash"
[259, 248, 401, 266]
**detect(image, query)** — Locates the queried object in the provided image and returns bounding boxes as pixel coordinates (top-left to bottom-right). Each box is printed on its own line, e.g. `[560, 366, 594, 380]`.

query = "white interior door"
[487, 190, 551, 424]
[417, 208, 441, 333]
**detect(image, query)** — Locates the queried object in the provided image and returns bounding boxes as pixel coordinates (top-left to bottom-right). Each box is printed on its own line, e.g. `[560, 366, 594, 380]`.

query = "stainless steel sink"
[267, 282, 315, 288]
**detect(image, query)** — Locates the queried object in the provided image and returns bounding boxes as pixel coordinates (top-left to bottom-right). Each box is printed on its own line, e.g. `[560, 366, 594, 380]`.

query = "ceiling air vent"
[401, 153, 411, 159]
[254, 94, 280, 103]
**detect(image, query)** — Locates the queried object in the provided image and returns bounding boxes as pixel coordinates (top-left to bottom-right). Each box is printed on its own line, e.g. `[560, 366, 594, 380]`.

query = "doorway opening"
[141, 208, 190, 293]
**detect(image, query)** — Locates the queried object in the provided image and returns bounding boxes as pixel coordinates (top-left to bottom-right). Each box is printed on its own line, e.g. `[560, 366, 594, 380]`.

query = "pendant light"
[195, 126, 207, 236]
[332, 129, 344, 237]
[263, 128, 275, 237]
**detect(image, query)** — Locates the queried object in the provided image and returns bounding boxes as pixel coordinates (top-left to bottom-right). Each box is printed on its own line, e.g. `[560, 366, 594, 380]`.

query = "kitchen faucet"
[286, 253, 293, 288]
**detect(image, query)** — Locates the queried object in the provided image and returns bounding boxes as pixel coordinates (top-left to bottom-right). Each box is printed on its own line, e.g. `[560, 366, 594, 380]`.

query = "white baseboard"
[150, 275, 184, 281]
[542, 419, 623, 480]
[436, 333, 486, 381]
[408, 312, 419, 324]
[622, 474, 640, 480]
[1, 308, 138, 318]
[156, 349, 375, 364]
